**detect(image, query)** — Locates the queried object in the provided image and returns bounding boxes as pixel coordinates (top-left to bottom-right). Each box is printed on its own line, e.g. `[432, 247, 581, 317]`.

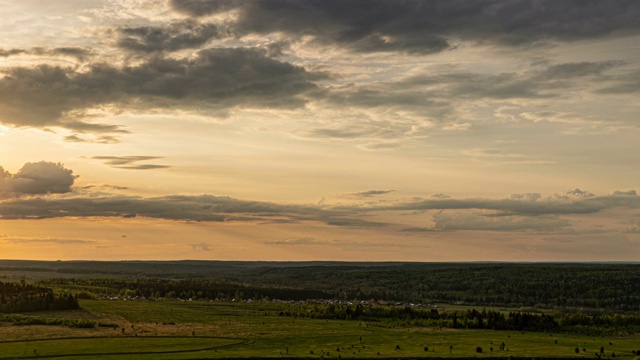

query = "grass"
[0, 337, 240, 359]
[0, 299, 637, 359]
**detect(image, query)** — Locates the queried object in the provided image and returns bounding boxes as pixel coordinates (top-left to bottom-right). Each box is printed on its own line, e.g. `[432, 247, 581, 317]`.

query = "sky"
[1, 0, 640, 261]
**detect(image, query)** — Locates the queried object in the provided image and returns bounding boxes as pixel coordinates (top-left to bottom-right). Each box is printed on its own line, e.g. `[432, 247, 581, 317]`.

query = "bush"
[75, 291, 94, 299]
[69, 319, 96, 328]
[476, 346, 483, 353]
[98, 322, 118, 328]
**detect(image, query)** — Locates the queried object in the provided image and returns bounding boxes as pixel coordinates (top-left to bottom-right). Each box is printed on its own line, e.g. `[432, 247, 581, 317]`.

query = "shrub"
[69, 319, 96, 328]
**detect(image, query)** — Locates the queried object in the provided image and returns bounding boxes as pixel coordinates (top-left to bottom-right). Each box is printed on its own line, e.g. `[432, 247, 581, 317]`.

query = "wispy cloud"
[348, 190, 396, 198]
[3, 237, 94, 245]
[190, 242, 211, 251]
[91, 156, 170, 170]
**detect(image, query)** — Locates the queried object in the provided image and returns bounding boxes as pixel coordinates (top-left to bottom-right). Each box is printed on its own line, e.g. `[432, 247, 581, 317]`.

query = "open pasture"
[0, 300, 637, 359]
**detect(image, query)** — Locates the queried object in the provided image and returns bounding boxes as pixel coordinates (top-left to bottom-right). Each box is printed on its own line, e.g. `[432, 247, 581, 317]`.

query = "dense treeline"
[0, 281, 79, 313]
[283, 305, 559, 331]
[249, 264, 640, 311]
[279, 304, 640, 335]
[43, 278, 333, 301]
[32, 263, 640, 311]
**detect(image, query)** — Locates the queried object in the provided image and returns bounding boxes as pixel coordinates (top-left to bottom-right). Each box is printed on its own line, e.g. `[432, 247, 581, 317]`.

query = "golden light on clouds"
[1, 1, 640, 261]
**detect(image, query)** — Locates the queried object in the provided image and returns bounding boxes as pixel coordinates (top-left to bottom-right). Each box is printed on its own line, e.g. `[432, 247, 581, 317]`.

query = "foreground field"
[0, 300, 638, 359]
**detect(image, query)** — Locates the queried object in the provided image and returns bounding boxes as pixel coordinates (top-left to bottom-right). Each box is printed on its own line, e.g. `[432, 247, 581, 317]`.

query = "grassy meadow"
[0, 299, 638, 359]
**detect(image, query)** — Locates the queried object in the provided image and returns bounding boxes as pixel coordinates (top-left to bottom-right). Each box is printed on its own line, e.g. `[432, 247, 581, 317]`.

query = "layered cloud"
[431, 212, 570, 232]
[0, 47, 321, 132]
[1, 0, 638, 148]
[2, 161, 639, 238]
[115, 20, 221, 54]
[1, 2, 638, 262]
[368, 191, 640, 216]
[0, 46, 93, 61]
[2, 190, 639, 234]
[170, 0, 640, 52]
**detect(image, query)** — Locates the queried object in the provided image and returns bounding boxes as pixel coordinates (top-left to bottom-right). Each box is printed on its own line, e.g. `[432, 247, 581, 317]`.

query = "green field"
[0, 300, 637, 359]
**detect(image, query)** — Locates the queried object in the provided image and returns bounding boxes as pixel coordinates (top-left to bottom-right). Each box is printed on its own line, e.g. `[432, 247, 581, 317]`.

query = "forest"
[0, 280, 79, 313]
[15, 261, 638, 311]
[1, 261, 639, 358]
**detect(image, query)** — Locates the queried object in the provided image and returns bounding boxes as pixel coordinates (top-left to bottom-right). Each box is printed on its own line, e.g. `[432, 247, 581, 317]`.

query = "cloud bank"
[170, 0, 640, 52]
[0, 47, 321, 133]
[1, 162, 639, 237]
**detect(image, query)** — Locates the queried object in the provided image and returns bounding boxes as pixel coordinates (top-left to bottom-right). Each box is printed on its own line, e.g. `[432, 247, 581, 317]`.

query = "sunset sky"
[1, 0, 640, 261]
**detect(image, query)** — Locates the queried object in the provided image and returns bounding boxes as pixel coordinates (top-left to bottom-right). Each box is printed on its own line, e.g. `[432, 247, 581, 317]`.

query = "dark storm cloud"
[0, 162, 77, 198]
[116, 20, 221, 53]
[0, 47, 320, 132]
[171, 0, 640, 53]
